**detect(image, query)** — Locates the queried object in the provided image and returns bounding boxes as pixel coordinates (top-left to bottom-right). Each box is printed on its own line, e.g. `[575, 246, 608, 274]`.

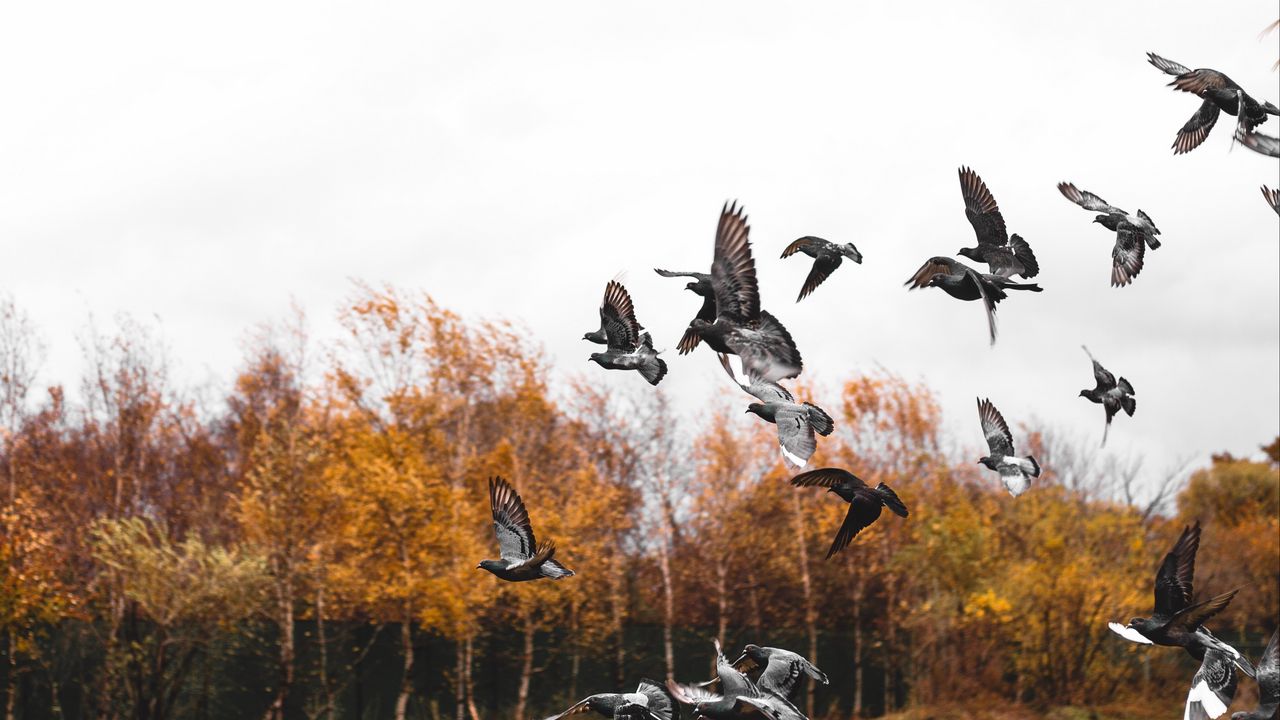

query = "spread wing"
[1082, 346, 1117, 391]
[1173, 99, 1220, 154]
[543, 696, 605, 720]
[1259, 628, 1279, 707]
[904, 256, 961, 289]
[489, 476, 537, 562]
[775, 409, 817, 469]
[1154, 522, 1200, 618]
[710, 201, 760, 320]
[780, 236, 826, 258]
[1168, 68, 1237, 95]
[977, 398, 1015, 457]
[1147, 52, 1193, 77]
[1165, 589, 1238, 633]
[959, 166, 1008, 247]
[1111, 227, 1146, 287]
[716, 353, 793, 403]
[827, 492, 885, 558]
[1262, 186, 1280, 214]
[637, 679, 676, 720]
[1057, 182, 1124, 214]
[1238, 130, 1280, 158]
[758, 650, 829, 697]
[790, 467, 860, 489]
[654, 268, 708, 281]
[1185, 650, 1237, 720]
[796, 254, 843, 302]
[600, 280, 642, 351]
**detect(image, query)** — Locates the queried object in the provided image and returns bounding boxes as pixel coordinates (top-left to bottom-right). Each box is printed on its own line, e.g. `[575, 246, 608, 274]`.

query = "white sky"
[2, 2, 1278, 486]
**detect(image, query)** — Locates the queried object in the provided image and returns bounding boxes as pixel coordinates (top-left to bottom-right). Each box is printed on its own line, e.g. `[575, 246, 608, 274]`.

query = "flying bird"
[477, 477, 575, 582]
[779, 236, 863, 301]
[955, 167, 1039, 279]
[1262, 186, 1280, 215]
[1108, 522, 1255, 677]
[1058, 182, 1161, 287]
[687, 202, 803, 384]
[790, 468, 908, 558]
[1078, 346, 1136, 447]
[975, 398, 1040, 497]
[719, 354, 832, 469]
[1233, 93, 1280, 158]
[700, 644, 830, 703]
[1147, 52, 1280, 154]
[904, 256, 1042, 345]
[1231, 628, 1278, 720]
[544, 680, 677, 720]
[654, 268, 715, 354]
[586, 281, 667, 386]
[1185, 649, 1238, 720]
[667, 639, 804, 720]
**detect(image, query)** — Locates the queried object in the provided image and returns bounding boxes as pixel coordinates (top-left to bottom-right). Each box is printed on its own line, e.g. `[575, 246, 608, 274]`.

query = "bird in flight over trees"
[477, 477, 575, 582]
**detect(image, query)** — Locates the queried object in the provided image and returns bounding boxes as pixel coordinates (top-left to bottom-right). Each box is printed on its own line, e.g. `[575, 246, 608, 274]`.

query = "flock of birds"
[471, 51, 1279, 720]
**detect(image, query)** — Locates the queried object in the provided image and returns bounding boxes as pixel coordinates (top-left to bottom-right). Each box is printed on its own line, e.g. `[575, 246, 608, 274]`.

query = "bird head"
[957, 247, 978, 261]
[1078, 389, 1089, 398]
[977, 456, 998, 471]
[743, 644, 766, 662]
[477, 559, 502, 572]
[685, 281, 699, 292]
[588, 353, 606, 366]
[842, 243, 863, 263]
[688, 318, 712, 334]
[745, 403, 766, 418]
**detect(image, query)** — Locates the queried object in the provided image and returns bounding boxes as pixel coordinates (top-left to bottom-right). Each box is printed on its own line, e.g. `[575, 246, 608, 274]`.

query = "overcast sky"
[2, 2, 1277, 488]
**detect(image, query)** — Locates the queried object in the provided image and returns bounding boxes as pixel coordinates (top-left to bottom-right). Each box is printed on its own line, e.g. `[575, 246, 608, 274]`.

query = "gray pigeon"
[905, 256, 1042, 345]
[1058, 182, 1161, 287]
[687, 202, 803, 384]
[545, 679, 677, 720]
[718, 354, 833, 469]
[1185, 649, 1238, 720]
[1232, 628, 1279, 720]
[667, 639, 804, 720]
[779, 236, 863, 301]
[1078, 346, 1136, 448]
[1262, 187, 1280, 216]
[791, 468, 909, 558]
[728, 645, 829, 702]
[477, 477, 574, 582]
[587, 280, 667, 386]
[975, 398, 1040, 497]
[654, 268, 715, 354]
[1148, 52, 1280, 154]
[1233, 91, 1280, 158]
[955, 167, 1039, 279]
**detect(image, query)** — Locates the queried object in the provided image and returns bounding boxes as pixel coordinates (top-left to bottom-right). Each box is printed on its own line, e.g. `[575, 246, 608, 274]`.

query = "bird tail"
[1024, 455, 1042, 477]
[875, 482, 909, 518]
[754, 310, 803, 380]
[1137, 209, 1161, 236]
[639, 356, 667, 386]
[1009, 234, 1040, 278]
[540, 558, 575, 579]
[992, 278, 1043, 293]
[805, 403, 835, 436]
[1119, 383, 1136, 417]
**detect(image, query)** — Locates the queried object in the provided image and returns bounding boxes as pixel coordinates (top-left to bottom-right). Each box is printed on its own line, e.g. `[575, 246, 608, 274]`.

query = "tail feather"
[805, 403, 835, 436]
[639, 356, 668, 386]
[875, 482, 909, 517]
[1009, 234, 1040, 278]
[1024, 455, 1041, 477]
[1121, 395, 1136, 417]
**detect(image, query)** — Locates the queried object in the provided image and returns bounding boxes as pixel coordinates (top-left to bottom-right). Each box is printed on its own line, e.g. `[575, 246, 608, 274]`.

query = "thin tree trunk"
[746, 570, 762, 636]
[464, 636, 480, 720]
[315, 586, 334, 720]
[568, 599, 581, 700]
[714, 558, 729, 649]
[789, 493, 817, 719]
[394, 611, 414, 720]
[609, 564, 626, 687]
[4, 628, 14, 720]
[456, 640, 467, 720]
[850, 558, 864, 718]
[515, 617, 536, 720]
[265, 568, 295, 720]
[657, 535, 676, 682]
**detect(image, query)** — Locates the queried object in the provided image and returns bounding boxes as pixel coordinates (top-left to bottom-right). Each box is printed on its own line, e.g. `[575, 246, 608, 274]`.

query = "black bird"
[1058, 182, 1161, 287]
[477, 477, 574, 582]
[545, 680, 677, 720]
[905, 256, 1042, 345]
[955, 167, 1039, 279]
[586, 281, 667, 386]
[1186, 649, 1238, 720]
[790, 468, 908, 558]
[687, 202, 803, 384]
[654, 268, 715, 354]
[1148, 52, 1280, 154]
[975, 398, 1040, 497]
[779, 236, 863, 302]
[1262, 186, 1280, 216]
[1232, 628, 1278, 720]
[667, 639, 803, 720]
[1108, 523, 1255, 676]
[1234, 94, 1280, 158]
[1078, 346, 1136, 448]
[719, 354, 833, 469]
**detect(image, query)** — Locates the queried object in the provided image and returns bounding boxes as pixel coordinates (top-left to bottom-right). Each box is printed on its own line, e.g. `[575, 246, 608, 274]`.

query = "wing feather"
[977, 398, 1015, 457]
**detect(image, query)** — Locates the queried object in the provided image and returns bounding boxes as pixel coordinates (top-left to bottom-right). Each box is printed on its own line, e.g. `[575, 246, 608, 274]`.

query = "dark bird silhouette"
[667, 639, 803, 720]
[1232, 628, 1278, 720]
[586, 281, 667, 386]
[1058, 182, 1161, 287]
[791, 468, 908, 559]
[1078, 346, 1136, 448]
[654, 268, 715, 354]
[779, 236, 862, 301]
[719, 354, 833, 469]
[955, 167, 1039, 278]
[905, 256, 1042, 345]
[975, 398, 1040, 497]
[687, 202, 803, 384]
[1262, 186, 1280, 215]
[545, 680, 677, 720]
[1185, 649, 1238, 720]
[727, 644, 829, 702]
[477, 477, 574, 582]
[1234, 93, 1280, 158]
[1148, 52, 1280, 154]
[1108, 522, 1255, 677]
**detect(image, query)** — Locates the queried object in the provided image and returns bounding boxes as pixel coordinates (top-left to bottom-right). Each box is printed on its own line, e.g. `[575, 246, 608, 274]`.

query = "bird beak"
[475, 563, 483, 569]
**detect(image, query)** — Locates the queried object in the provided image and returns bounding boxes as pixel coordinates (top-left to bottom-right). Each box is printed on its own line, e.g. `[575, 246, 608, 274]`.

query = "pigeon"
[1148, 52, 1280, 154]
[1233, 92, 1280, 158]
[687, 202, 803, 384]
[1232, 628, 1278, 720]
[975, 398, 1040, 497]
[1262, 187, 1280, 216]
[477, 477, 575, 582]
[718, 354, 833, 469]
[955, 167, 1039, 279]
[1078, 346, 1137, 448]
[790, 468, 909, 558]
[779, 236, 863, 302]
[545, 680, 677, 720]
[700, 644, 829, 703]
[586, 280, 667, 386]
[905, 256, 1042, 345]
[1108, 522, 1255, 677]
[1186, 649, 1238, 720]
[654, 268, 715, 354]
[1057, 182, 1162, 287]
[667, 639, 804, 720]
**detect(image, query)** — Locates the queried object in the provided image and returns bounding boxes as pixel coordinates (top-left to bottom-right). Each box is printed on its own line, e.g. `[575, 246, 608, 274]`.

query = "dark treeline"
[1, 285, 1276, 720]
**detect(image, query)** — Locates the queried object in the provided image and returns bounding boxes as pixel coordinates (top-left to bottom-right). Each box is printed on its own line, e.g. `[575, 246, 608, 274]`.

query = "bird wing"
[600, 281, 642, 351]
[1184, 649, 1237, 720]
[1147, 52, 1193, 77]
[1111, 227, 1145, 287]
[716, 353, 793, 403]
[974, 271, 999, 345]
[723, 311, 803, 383]
[1082, 346, 1117, 391]
[636, 679, 677, 720]
[796, 254, 843, 302]
[1238, 130, 1280, 158]
[489, 476, 537, 562]
[1260, 628, 1280, 706]
[1262, 186, 1280, 214]
[1168, 68, 1238, 95]
[827, 491, 885, 559]
[790, 467, 860, 489]
[1057, 182, 1124, 214]
[775, 408, 817, 469]
[904, 256, 961, 289]
[654, 268, 707, 280]
[665, 680, 721, 705]
[1154, 522, 1200, 617]
[959, 166, 1009, 247]
[677, 294, 718, 355]
[710, 201, 760, 320]
[779, 236, 825, 258]
[1165, 588, 1237, 632]
[543, 697, 606, 720]
[977, 398, 1015, 457]
[1108, 621, 1154, 644]
[1173, 99, 1220, 154]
